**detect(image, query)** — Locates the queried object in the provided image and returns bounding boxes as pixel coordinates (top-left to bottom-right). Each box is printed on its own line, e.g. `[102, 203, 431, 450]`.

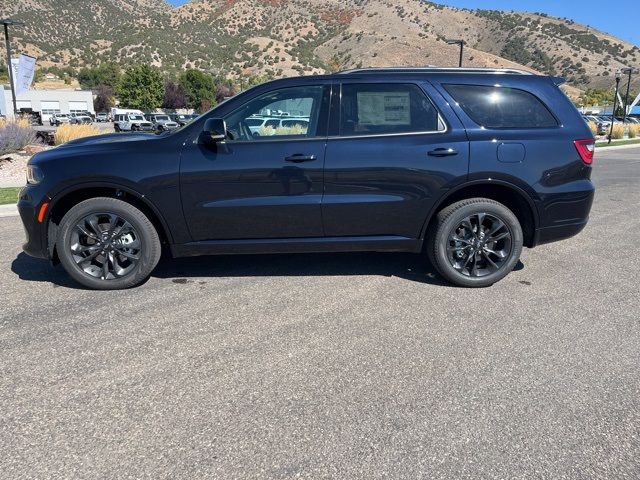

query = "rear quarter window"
[444, 84, 558, 129]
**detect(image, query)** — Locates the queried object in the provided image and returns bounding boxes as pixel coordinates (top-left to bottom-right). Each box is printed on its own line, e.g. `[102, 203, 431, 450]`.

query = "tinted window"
[224, 86, 324, 141]
[340, 83, 443, 136]
[444, 84, 557, 128]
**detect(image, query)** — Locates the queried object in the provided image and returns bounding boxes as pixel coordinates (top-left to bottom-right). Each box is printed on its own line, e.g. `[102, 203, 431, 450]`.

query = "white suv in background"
[49, 113, 70, 126]
[114, 114, 154, 132]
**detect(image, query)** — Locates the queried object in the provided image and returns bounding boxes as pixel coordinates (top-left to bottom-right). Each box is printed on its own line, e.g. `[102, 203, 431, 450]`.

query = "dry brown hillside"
[2, 0, 638, 91]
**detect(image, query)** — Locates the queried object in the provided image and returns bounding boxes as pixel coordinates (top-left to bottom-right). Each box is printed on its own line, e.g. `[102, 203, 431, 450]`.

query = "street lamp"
[446, 39, 465, 68]
[609, 69, 622, 144]
[1, 18, 25, 116]
[621, 67, 639, 125]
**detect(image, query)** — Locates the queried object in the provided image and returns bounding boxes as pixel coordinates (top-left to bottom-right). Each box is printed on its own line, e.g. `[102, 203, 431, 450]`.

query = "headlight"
[26, 165, 44, 185]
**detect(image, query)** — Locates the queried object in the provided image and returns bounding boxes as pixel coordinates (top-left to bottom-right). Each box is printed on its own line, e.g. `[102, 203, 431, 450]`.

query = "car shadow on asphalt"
[11, 252, 81, 289]
[12, 251, 525, 289]
[152, 251, 452, 286]
[11, 251, 453, 288]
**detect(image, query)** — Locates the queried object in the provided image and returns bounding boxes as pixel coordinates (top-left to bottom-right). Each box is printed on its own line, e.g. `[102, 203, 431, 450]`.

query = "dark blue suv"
[19, 67, 595, 289]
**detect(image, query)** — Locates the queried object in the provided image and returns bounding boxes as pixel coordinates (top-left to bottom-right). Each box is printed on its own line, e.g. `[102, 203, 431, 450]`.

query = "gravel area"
[0, 152, 31, 188]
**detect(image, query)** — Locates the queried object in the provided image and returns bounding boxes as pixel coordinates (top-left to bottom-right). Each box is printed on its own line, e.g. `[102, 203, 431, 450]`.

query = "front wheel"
[56, 197, 161, 290]
[427, 198, 523, 287]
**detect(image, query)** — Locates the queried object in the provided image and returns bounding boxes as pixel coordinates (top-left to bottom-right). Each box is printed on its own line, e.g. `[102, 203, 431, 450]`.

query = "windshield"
[155, 115, 170, 121]
[130, 115, 144, 121]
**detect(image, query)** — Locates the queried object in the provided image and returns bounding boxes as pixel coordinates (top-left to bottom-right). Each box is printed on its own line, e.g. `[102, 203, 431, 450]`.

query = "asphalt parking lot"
[1, 146, 639, 479]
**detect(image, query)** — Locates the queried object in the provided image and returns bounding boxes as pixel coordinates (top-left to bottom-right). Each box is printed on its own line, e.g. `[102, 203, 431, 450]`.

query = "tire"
[56, 197, 161, 290]
[114, 124, 120, 132]
[427, 198, 523, 288]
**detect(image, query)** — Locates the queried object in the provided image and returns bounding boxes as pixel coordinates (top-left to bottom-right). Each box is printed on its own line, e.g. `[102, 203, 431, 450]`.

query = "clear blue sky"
[166, 0, 638, 46]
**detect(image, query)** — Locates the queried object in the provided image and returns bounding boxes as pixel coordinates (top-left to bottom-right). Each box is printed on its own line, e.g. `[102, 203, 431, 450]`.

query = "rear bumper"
[532, 181, 594, 247]
[533, 219, 588, 246]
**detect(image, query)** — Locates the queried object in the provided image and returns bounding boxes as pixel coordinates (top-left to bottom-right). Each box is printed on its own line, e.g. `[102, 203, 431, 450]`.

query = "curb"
[0, 204, 19, 218]
[596, 143, 640, 151]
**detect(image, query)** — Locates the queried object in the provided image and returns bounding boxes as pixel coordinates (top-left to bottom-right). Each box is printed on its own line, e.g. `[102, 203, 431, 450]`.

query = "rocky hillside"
[2, 0, 638, 90]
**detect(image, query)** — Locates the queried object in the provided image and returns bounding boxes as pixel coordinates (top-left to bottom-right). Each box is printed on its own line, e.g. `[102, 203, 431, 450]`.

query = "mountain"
[2, 0, 639, 92]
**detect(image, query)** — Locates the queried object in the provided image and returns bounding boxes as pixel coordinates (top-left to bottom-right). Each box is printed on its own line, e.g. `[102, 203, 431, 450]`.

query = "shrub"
[610, 124, 625, 139]
[628, 124, 640, 139]
[0, 117, 38, 155]
[587, 121, 598, 137]
[54, 124, 101, 146]
[257, 124, 308, 137]
[611, 124, 624, 140]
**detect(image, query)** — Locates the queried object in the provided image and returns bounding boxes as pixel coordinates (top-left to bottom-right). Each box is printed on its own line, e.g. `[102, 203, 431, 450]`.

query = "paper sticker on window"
[357, 92, 411, 125]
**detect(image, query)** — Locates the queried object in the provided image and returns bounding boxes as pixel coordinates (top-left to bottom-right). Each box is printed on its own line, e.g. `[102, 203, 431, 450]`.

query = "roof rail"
[337, 67, 534, 75]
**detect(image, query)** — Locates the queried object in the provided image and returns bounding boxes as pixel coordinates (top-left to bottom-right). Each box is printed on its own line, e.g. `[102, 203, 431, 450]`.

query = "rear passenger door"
[322, 81, 469, 239]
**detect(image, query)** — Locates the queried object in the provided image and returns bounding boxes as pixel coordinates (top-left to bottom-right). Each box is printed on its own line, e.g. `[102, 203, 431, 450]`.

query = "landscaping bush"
[0, 117, 37, 155]
[587, 121, 598, 137]
[54, 124, 101, 145]
[628, 124, 639, 139]
[610, 124, 625, 139]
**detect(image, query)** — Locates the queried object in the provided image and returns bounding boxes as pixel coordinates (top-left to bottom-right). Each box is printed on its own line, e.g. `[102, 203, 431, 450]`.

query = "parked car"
[69, 112, 93, 124]
[145, 114, 179, 132]
[19, 67, 595, 290]
[19, 108, 42, 126]
[246, 116, 310, 135]
[171, 113, 198, 126]
[49, 113, 70, 126]
[95, 112, 109, 122]
[113, 113, 154, 132]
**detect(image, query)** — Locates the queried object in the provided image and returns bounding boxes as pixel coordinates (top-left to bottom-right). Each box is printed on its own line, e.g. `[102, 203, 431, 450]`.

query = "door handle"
[285, 154, 317, 163]
[428, 148, 458, 157]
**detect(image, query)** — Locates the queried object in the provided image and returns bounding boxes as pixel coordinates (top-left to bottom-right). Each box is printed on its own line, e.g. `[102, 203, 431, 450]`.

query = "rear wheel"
[56, 198, 161, 290]
[427, 198, 523, 287]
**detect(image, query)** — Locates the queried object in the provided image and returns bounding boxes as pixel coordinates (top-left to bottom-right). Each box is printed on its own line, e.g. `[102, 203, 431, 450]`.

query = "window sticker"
[357, 91, 411, 125]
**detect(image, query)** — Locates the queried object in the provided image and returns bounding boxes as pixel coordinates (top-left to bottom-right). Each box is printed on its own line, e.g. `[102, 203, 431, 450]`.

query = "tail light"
[574, 139, 595, 165]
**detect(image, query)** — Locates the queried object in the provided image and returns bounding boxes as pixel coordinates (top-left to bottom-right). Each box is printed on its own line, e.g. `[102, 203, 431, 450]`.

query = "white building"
[0, 86, 95, 122]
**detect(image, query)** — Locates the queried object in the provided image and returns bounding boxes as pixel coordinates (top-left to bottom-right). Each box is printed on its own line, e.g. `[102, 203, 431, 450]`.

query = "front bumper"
[17, 185, 51, 259]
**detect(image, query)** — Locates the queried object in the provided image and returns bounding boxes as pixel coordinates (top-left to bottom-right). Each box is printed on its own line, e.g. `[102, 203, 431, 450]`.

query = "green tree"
[118, 65, 163, 111]
[77, 63, 121, 89]
[94, 85, 115, 112]
[179, 69, 217, 112]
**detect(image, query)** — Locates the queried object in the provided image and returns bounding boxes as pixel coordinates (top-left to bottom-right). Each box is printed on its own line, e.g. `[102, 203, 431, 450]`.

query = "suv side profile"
[19, 68, 595, 290]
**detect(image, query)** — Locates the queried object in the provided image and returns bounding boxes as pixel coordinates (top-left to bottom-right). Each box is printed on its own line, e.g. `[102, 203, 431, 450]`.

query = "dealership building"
[0, 86, 95, 122]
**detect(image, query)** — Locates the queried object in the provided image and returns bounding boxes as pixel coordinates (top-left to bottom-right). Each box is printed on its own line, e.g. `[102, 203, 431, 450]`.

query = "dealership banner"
[13, 54, 37, 95]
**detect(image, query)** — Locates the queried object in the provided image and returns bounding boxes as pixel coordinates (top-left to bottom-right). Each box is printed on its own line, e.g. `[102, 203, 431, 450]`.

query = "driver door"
[180, 84, 331, 241]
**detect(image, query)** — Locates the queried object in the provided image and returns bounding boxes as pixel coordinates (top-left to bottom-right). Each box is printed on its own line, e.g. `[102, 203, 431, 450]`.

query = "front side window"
[339, 83, 443, 136]
[224, 86, 325, 141]
[444, 84, 558, 128]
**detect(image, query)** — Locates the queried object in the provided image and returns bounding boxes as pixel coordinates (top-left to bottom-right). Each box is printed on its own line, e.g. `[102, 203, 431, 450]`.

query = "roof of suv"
[337, 67, 534, 76]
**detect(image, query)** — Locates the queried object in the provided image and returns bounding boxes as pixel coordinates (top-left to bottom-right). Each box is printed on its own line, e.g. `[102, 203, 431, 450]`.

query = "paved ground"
[1, 147, 639, 479]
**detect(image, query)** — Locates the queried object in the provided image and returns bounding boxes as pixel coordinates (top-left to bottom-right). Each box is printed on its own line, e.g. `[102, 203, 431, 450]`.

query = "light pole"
[446, 39, 465, 68]
[1, 18, 25, 116]
[621, 67, 639, 125]
[609, 70, 622, 144]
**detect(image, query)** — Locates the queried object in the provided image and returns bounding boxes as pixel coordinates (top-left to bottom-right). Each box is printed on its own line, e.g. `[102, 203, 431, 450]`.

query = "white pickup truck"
[113, 112, 154, 132]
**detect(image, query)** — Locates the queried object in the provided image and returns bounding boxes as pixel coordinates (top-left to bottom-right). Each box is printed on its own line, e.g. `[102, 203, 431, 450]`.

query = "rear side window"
[340, 83, 444, 136]
[444, 84, 558, 128]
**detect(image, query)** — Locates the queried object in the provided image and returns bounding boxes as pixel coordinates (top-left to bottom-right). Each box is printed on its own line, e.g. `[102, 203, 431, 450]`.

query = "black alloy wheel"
[57, 197, 161, 289]
[446, 212, 513, 277]
[428, 198, 523, 287]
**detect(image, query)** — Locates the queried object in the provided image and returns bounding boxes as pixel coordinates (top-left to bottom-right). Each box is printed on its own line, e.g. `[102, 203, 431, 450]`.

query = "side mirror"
[203, 118, 227, 144]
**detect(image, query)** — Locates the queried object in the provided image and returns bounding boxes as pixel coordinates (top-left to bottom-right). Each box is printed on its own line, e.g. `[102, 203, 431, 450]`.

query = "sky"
[165, 0, 638, 47]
